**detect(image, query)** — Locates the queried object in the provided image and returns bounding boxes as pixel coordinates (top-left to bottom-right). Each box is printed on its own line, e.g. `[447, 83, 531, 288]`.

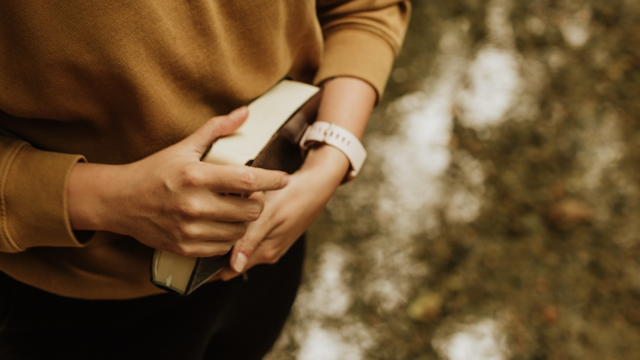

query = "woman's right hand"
[67, 107, 289, 257]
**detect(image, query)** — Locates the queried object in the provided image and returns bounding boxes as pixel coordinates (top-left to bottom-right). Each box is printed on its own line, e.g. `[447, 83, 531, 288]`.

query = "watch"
[299, 121, 367, 182]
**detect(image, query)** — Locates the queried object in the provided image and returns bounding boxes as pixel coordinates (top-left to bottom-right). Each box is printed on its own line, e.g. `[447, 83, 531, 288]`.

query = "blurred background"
[267, 0, 640, 359]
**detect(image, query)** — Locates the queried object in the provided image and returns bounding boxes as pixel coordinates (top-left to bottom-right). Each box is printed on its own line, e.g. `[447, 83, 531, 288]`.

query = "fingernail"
[229, 106, 248, 121]
[280, 174, 289, 188]
[232, 252, 248, 273]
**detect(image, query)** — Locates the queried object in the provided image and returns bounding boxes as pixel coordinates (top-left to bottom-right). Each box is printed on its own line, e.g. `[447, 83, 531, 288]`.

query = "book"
[150, 80, 322, 295]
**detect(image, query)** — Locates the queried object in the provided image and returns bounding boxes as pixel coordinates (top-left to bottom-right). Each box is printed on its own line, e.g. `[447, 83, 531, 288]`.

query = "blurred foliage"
[270, 1, 640, 359]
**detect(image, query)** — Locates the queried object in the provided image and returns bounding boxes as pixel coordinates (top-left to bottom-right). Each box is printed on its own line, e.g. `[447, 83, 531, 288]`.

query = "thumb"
[182, 106, 249, 156]
[230, 224, 268, 273]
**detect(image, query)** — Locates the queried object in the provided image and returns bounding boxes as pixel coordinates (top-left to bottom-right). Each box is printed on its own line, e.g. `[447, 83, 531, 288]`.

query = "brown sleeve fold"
[0, 138, 87, 252]
[314, 0, 411, 100]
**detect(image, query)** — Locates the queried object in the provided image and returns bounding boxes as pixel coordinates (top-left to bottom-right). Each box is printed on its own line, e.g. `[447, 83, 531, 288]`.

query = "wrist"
[67, 162, 123, 232]
[300, 121, 367, 181]
[300, 144, 350, 185]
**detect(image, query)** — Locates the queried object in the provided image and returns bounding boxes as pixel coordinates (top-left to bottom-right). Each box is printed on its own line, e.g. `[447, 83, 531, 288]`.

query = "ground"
[266, 1, 640, 359]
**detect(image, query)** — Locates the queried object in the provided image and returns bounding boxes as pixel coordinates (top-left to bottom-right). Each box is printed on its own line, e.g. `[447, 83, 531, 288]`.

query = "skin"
[218, 76, 377, 280]
[67, 76, 376, 277]
[68, 107, 289, 257]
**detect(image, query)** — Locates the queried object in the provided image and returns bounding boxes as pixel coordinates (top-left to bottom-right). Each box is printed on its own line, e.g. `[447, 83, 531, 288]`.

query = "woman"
[0, 1, 410, 359]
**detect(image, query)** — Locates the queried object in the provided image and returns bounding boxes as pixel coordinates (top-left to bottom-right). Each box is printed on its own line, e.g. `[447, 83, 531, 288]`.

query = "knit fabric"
[0, 0, 410, 299]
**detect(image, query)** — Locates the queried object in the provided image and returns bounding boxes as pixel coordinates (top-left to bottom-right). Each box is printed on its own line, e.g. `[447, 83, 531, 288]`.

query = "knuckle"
[175, 244, 197, 257]
[206, 117, 219, 128]
[245, 205, 262, 221]
[178, 222, 202, 241]
[180, 165, 203, 187]
[239, 170, 259, 191]
[177, 198, 203, 219]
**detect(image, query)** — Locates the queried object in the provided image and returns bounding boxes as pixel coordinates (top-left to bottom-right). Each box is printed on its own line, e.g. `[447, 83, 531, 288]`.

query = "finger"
[218, 266, 241, 281]
[182, 192, 265, 222]
[181, 107, 249, 156]
[229, 218, 271, 273]
[244, 239, 288, 269]
[177, 220, 247, 243]
[173, 240, 236, 258]
[209, 192, 265, 222]
[201, 164, 289, 193]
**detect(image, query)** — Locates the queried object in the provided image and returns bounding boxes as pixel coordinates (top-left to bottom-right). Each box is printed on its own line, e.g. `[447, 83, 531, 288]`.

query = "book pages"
[152, 250, 197, 293]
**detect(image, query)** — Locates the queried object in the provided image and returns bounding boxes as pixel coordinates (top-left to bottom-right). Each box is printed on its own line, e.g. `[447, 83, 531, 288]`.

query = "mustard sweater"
[0, 0, 410, 299]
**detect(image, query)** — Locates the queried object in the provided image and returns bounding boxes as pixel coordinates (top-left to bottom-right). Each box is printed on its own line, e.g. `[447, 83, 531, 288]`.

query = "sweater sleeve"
[0, 135, 87, 253]
[314, 0, 411, 100]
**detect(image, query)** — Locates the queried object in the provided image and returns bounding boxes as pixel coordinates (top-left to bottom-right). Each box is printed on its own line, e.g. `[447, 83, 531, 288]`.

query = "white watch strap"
[299, 121, 367, 181]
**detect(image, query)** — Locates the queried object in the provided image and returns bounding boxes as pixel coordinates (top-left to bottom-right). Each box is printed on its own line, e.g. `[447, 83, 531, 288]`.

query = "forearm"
[222, 77, 377, 275]
[302, 76, 376, 179]
[316, 77, 377, 138]
[65, 109, 290, 258]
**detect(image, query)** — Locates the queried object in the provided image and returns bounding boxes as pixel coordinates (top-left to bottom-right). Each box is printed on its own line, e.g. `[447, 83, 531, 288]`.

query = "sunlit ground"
[266, 0, 640, 359]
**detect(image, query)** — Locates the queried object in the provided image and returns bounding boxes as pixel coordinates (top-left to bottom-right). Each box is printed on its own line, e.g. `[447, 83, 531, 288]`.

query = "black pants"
[0, 236, 305, 360]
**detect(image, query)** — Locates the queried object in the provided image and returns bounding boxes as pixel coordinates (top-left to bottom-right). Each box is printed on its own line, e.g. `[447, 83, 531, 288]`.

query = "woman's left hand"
[218, 144, 350, 280]
[218, 76, 377, 280]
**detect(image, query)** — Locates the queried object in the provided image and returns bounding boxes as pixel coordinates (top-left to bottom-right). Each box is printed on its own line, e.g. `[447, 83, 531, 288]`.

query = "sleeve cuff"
[1, 143, 88, 251]
[313, 27, 397, 102]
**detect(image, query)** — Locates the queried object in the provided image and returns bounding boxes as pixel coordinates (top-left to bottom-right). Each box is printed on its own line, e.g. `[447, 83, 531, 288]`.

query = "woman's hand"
[218, 76, 377, 279]
[218, 145, 349, 279]
[67, 107, 289, 257]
